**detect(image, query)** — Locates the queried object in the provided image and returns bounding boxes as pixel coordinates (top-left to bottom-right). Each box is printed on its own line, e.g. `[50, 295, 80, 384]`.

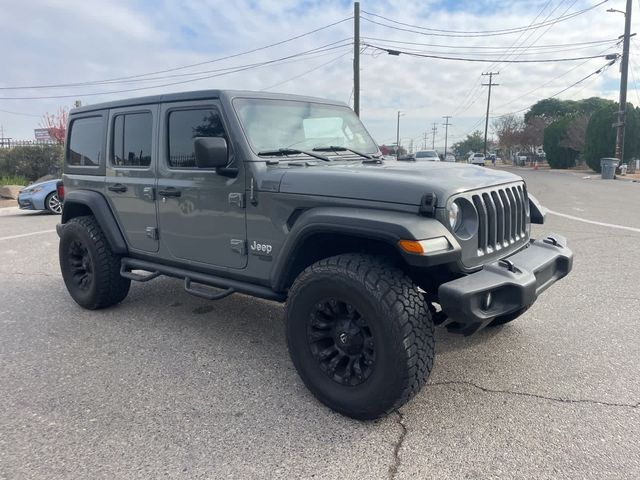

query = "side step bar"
[120, 257, 286, 302]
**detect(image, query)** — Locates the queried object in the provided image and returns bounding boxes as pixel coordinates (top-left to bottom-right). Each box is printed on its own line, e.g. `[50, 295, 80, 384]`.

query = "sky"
[0, 0, 637, 151]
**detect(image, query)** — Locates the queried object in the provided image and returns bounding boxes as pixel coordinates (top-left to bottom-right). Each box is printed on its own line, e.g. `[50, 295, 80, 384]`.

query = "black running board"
[120, 257, 286, 302]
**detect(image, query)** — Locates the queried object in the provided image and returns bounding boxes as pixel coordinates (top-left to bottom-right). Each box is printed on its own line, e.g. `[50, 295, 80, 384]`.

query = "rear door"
[156, 100, 247, 269]
[105, 106, 159, 253]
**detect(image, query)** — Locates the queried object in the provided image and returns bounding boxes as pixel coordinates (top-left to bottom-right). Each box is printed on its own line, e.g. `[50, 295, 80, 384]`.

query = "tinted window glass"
[112, 112, 152, 167]
[168, 109, 225, 168]
[68, 117, 103, 166]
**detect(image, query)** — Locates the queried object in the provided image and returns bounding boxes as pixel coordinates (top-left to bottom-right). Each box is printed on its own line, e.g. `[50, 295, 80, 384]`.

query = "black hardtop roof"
[70, 89, 347, 115]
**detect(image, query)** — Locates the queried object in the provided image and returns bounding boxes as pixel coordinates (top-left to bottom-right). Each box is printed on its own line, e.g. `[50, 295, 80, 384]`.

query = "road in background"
[1, 170, 638, 479]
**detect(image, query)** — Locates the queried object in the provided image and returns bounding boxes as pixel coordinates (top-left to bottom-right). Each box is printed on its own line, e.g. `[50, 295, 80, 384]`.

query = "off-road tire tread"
[287, 253, 435, 416]
[61, 215, 130, 309]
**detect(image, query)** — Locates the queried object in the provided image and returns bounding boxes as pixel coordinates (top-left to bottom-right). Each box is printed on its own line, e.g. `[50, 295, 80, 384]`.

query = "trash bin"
[600, 157, 619, 180]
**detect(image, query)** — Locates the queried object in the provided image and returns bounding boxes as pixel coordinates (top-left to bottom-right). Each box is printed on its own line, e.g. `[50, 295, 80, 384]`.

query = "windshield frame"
[231, 97, 379, 159]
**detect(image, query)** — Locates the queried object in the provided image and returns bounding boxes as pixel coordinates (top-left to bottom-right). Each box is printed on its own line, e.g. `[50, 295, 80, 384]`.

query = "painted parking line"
[548, 210, 640, 234]
[0, 230, 56, 241]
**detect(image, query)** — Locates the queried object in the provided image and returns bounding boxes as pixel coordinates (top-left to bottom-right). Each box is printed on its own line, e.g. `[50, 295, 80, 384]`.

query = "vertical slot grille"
[472, 184, 528, 256]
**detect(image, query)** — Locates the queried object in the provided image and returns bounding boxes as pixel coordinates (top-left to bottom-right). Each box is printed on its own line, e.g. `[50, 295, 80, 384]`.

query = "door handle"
[108, 183, 127, 193]
[158, 188, 181, 198]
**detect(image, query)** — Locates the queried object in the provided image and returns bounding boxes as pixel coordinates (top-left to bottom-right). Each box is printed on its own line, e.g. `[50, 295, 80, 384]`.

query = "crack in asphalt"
[388, 410, 407, 480]
[428, 380, 640, 409]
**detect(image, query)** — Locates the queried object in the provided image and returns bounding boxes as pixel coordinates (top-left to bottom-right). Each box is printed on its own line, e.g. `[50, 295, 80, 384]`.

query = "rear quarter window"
[67, 116, 104, 167]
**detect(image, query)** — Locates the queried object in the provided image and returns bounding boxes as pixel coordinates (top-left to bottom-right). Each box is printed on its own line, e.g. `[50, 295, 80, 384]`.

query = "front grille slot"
[472, 184, 528, 256]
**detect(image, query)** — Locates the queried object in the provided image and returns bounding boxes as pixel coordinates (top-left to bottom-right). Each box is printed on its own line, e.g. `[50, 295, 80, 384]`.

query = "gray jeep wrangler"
[57, 90, 573, 419]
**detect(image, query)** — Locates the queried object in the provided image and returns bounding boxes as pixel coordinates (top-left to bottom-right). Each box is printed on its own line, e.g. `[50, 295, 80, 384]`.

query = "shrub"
[584, 103, 640, 172]
[0, 175, 29, 186]
[543, 117, 579, 169]
[0, 144, 63, 182]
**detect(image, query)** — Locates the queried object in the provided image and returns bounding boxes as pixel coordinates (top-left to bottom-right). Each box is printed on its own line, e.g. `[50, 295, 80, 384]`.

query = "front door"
[156, 100, 247, 269]
[105, 106, 159, 253]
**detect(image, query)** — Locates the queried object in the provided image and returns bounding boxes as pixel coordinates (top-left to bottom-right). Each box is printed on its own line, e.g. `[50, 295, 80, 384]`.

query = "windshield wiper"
[312, 145, 374, 160]
[257, 148, 330, 162]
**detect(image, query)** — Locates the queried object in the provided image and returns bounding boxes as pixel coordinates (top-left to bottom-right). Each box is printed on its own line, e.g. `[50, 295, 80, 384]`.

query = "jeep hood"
[277, 161, 523, 207]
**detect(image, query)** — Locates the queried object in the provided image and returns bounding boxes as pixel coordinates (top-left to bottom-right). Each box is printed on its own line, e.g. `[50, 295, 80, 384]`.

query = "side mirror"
[194, 137, 228, 169]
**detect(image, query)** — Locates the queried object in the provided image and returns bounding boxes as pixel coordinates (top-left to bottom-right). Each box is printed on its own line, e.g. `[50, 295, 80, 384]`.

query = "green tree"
[453, 130, 485, 157]
[543, 117, 579, 169]
[584, 103, 640, 172]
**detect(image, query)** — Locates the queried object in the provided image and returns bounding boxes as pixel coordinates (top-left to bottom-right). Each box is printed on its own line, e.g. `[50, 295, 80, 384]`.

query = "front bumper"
[17, 196, 36, 210]
[437, 233, 573, 335]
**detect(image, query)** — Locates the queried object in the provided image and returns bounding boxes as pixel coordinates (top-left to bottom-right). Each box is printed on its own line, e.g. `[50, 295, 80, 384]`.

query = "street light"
[396, 111, 405, 158]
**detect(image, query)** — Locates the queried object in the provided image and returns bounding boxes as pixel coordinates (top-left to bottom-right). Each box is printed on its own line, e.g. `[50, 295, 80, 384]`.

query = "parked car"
[468, 152, 486, 166]
[414, 150, 440, 161]
[17, 178, 63, 214]
[444, 153, 456, 162]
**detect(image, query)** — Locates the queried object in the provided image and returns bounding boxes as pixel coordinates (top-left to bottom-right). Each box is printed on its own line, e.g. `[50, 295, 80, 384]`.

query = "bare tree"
[40, 107, 68, 144]
[519, 116, 546, 153]
[492, 114, 523, 161]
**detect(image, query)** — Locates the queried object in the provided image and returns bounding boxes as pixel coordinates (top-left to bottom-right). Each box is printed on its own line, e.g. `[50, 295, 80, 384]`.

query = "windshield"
[474, 153, 484, 157]
[415, 151, 438, 158]
[233, 98, 378, 155]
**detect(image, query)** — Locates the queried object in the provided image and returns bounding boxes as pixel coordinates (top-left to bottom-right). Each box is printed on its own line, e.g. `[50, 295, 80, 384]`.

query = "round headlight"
[448, 202, 461, 231]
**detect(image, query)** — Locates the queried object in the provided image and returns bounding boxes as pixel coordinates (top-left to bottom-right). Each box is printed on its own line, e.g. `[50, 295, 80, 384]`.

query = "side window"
[168, 109, 225, 168]
[67, 116, 103, 166]
[112, 112, 152, 167]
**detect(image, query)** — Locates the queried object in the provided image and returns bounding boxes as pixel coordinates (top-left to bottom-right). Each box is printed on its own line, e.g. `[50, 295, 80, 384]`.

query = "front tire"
[286, 254, 435, 419]
[59, 215, 130, 310]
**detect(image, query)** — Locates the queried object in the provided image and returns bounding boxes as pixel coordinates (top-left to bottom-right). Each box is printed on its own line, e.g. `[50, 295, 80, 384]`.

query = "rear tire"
[285, 254, 435, 420]
[59, 215, 130, 310]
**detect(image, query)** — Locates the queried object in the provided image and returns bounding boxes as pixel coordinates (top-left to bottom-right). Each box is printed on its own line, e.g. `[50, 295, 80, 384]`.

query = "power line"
[0, 43, 353, 100]
[361, 39, 618, 57]
[360, 36, 619, 51]
[363, 43, 610, 63]
[493, 45, 619, 112]
[0, 18, 353, 91]
[1, 39, 353, 91]
[359, 2, 608, 37]
[260, 50, 352, 91]
[452, 0, 555, 118]
[493, 59, 617, 118]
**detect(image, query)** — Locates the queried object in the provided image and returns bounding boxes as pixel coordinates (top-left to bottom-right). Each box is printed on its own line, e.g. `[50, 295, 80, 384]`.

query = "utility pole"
[482, 72, 499, 156]
[353, 2, 360, 116]
[611, 0, 633, 161]
[442, 116, 452, 158]
[396, 111, 402, 157]
[431, 122, 438, 149]
[423, 131, 427, 150]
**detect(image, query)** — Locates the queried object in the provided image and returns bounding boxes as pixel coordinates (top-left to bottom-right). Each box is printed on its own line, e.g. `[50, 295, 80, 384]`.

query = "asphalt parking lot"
[1, 168, 639, 479]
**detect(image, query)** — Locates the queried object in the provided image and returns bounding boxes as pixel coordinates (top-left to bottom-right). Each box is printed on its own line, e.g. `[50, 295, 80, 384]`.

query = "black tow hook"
[543, 236, 563, 248]
[499, 258, 519, 273]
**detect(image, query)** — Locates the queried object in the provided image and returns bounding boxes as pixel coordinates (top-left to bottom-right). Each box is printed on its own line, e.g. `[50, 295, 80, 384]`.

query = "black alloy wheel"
[68, 239, 94, 291]
[307, 298, 375, 387]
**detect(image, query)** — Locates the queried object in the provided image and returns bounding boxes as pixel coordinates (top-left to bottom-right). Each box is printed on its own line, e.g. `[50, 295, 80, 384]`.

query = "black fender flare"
[270, 207, 460, 291]
[60, 190, 128, 254]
